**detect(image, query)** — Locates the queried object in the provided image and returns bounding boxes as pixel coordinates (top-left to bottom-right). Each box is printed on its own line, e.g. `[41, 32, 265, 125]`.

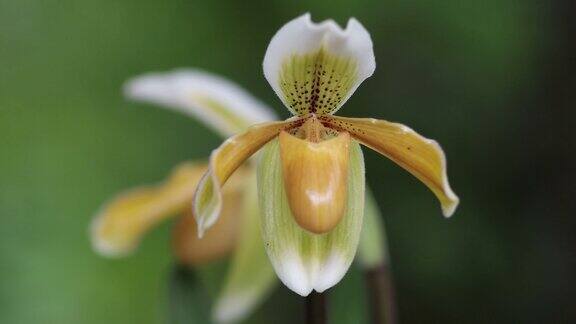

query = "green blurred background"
[1, 0, 574, 323]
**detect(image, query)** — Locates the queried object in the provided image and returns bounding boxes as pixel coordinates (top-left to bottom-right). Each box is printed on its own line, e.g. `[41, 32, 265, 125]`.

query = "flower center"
[279, 48, 358, 116]
[288, 115, 339, 143]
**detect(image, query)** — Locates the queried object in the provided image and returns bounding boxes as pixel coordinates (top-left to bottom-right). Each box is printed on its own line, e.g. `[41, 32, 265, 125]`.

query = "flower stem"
[365, 262, 397, 324]
[305, 291, 327, 324]
[358, 188, 398, 324]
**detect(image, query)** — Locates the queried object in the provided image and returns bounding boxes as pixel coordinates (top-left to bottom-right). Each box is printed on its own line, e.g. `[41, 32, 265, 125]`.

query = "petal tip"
[441, 169, 459, 218]
[271, 251, 314, 296]
[192, 171, 223, 237]
[122, 76, 139, 99]
[89, 217, 133, 258]
[212, 295, 246, 324]
[91, 238, 130, 258]
[196, 221, 206, 239]
[122, 72, 166, 103]
[212, 292, 261, 324]
[311, 253, 349, 293]
[272, 251, 351, 296]
[347, 17, 359, 25]
[442, 195, 460, 218]
[192, 205, 212, 239]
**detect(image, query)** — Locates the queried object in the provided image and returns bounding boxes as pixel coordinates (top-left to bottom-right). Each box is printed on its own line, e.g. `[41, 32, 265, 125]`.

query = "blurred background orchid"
[1, 0, 575, 323]
[91, 69, 279, 323]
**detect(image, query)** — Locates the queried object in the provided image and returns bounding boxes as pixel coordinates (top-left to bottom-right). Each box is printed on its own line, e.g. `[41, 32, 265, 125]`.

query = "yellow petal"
[324, 116, 459, 216]
[193, 120, 294, 237]
[91, 162, 206, 257]
[279, 131, 350, 233]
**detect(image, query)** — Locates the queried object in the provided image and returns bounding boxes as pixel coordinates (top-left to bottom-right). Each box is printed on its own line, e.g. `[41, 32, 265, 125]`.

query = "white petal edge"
[271, 250, 351, 296]
[124, 69, 277, 137]
[263, 13, 375, 115]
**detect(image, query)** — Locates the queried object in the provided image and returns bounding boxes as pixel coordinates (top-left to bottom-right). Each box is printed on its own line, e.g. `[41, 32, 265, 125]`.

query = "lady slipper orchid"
[90, 70, 278, 323]
[193, 13, 459, 296]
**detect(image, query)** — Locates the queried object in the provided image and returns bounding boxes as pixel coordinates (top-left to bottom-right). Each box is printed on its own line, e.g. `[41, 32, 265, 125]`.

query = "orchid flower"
[193, 13, 459, 296]
[90, 70, 278, 323]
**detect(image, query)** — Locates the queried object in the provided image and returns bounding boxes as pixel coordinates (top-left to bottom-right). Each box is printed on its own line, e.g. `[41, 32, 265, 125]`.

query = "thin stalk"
[365, 262, 397, 324]
[359, 189, 398, 324]
[305, 291, 327, 324]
